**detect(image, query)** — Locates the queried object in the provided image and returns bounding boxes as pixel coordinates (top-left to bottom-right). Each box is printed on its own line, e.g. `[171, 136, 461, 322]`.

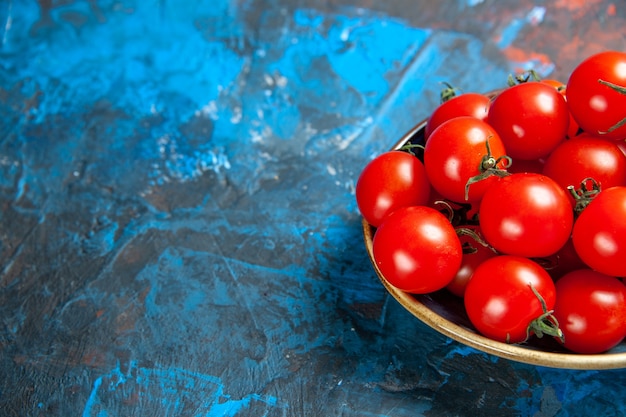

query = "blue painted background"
[1, 0, 626, 416]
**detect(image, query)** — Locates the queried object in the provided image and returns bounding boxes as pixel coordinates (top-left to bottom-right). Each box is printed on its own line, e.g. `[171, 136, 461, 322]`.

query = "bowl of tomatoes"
[358, 51, 626, 370]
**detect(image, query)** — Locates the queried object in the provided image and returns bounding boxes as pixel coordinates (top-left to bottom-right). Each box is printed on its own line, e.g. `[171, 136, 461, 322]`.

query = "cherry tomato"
[424, 92, 490, 141]
[553, 269, 626, 354]
[566, 50, 626, 140]
[356, 151, 431, 227]
[464, 255, 558, 344]
[488, 82, 569, 160]
[478, 173, 574, 258]
[424, 116, 508, 204]
[572, 186, 626, 277]
[446, 227, 497, 298]
[542, 134, 626, 207]
[372, 206, 462, 294]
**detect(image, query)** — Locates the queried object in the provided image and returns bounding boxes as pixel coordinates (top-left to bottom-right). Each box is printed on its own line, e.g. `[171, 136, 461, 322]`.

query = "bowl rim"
[362, 118, 626, 370]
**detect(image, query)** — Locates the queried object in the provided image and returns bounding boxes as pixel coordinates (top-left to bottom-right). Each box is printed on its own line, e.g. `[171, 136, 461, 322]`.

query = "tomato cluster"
[356, 50, 626, 354]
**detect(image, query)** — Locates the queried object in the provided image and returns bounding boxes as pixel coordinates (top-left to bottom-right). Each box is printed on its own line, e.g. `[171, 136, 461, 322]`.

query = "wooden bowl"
[362, 119, 626, 370]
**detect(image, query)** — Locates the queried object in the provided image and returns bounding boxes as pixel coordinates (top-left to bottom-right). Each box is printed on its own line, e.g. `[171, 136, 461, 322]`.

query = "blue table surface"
[1, 1, 626, 416]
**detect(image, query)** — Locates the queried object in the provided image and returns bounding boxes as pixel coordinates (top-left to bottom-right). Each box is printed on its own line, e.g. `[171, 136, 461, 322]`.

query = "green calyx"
[525, 284, 564, 344]
[439, 82, 461, 103]
[464, 138, 512, 201]
[567, 177, 601, 215]
[507, 69, 542, 86]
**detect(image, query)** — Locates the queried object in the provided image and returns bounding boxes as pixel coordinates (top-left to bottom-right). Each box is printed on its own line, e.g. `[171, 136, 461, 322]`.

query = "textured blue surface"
[2, 1, 626, 416]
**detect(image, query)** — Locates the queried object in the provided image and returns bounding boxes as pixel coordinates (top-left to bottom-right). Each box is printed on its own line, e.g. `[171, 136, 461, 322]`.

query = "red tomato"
[478, 173, 574, 258]
[566, 50, 626, 140]
[356, 151, 431, 227]
[424, 93, 490, 141]
[488, 82, 569, 160]
[572, 186, 626, 277]
[424, 116, 508, 204]
[464, 255, 558, 344]
[372, 206, 462, 294]
[541, 79, 581, 139]
[542, 134, 626, 207]
[446, 227, 497, 298]
[553, 269, 626, 353]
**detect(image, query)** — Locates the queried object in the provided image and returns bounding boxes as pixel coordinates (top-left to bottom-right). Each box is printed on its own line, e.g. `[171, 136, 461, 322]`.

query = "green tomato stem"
[507, 69, 542, 86]
[439, 81, 461, 103]
[567, 177, 601, 215]
[464, 138, 511, 201]
[454, 227, 497, 252]
[399, 143, 425, 156]
[599, 79, 626, 95]
[525, 284, 565, 344]
[598, 79, 626, 134]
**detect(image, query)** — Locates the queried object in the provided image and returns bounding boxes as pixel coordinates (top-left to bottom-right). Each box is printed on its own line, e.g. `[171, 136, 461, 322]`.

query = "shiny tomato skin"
[478, 173, 574, 258]
[553, 269, 626, 354]
[566, 51, 626, 140]
[424, 93, 490, 141]
[464, 255, 557, 343]
[372, 206, 462, 294]
[356, 151, 431, 227]
[488, 82, 569, 160]
[542, 134, 626, 207]
[615, 140, 626, 155]
[572, 186, 626, 277]
[617, 139, 626, 157]
[541, 79, 581, 139]
[424, 116, 508, 204]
